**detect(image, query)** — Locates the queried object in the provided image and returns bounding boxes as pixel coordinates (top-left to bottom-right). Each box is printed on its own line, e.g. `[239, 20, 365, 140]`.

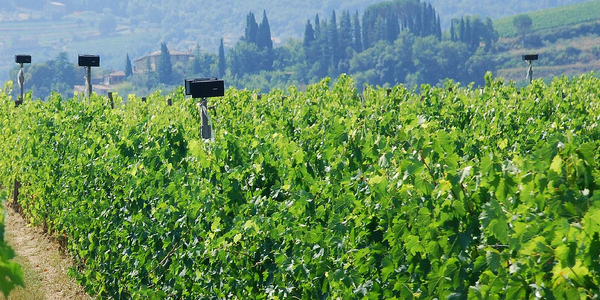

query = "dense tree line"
[12, 0, 502, 98]
[213, 0, 498, 89]
[449, 16, 497, 51]
[298, 0, 446, 83]
[362, 0, 442, 48]
[120, 0, 500, 93]
[9, 53, 83, 99]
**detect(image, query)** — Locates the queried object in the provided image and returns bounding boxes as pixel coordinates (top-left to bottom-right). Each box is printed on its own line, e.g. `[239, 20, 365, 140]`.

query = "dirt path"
[2, 205, 93, 300]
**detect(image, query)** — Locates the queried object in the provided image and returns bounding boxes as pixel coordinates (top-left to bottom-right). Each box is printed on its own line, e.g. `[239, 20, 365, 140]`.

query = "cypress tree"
[429, 4, 436, 36]
[218, 39, 226, 78]
[450, 20, 456, 42]
[303, 20, 315, 49]
[407, 15, 414, 34]
[436, 15, 442, 40]
[386, 11, 400, 42]
[460, 17, 465, 42]
[422, 4, 428, 36]
[362, 13, 370, 50]
[329, 10, 340, 70]
[470, 18, 479, 49]
[157, 42, 173, 84]
[317, 17, 330, 77]
[484, 17, 496, 50]
[314, 14, 321, 37]
[192, 44, 202, 75]
[414, 8, 422, 36]
[373, 15, 384, 42]
[303, 20, 316, 62]
[257, 11, 274, 70]
[125, 53, 133, 77]
[257, 10, 273, 50]
[340, 11, 353, 55]
[320, 18, 330, 65]
[353, 11, 362, 53]
[314, 15, 323, 64]
[244, 12, 258, 45]
[257, 11, 273, 70]
[465, 18, 472, 46]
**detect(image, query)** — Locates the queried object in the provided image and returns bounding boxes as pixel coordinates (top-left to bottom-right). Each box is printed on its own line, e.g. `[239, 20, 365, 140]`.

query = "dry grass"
[499, 34, 600, 56]
[497, 61, 600, 82]
[1, 253, 46, 300]
[1, 202, 93, 300]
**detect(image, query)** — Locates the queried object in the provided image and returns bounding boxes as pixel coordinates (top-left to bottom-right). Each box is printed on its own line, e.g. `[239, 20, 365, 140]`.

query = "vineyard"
[0, 73, 599, 299]
[493, 0, 600, 37]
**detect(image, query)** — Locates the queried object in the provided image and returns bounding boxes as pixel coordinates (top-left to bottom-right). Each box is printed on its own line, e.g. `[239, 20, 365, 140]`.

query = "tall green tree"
[513, 14, 533, 45]
[465, 18, 472, 46]
[329, 10, 341, 71]
[469, 17, 484, 50]
[257, 11, 274, 70]
[303, 20, 316, 61]
[303, 20, 315, 49]
[353, 11, 362, 53]
[436, 15, 442, 40]
[339, 11, 353, 55]
[386, 11, 400, 42]
[421, 3, 429, 36]
[257, 11, 273, 50]
[228, 42, 261, 76]
[484, 17, 497, 51]
[414, 7, 422, 35]
[192, 44, 202, 75]
[191, 44, 216, 76]
[218, 39, 226, 77]
[157, 42, 173, 84]
[125, 53, 133, 77]
[314, 14, 323, 62]
[460, 18, 465, 42]
[12, 52, 80, 99]
[314, 14, 321, 38]
[312, 14, 328, 79]
[51, 52, 77, 87]
[362, 12, 371, 50]
[244, 12, 259, 45]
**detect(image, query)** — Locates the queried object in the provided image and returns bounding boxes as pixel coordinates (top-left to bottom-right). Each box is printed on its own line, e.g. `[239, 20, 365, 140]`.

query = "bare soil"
[2, 204, 93, 300]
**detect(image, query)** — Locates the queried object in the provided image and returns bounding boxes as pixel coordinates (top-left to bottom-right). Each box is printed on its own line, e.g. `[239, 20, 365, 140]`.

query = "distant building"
[104, 71, 126, 85]
[133, 50, 193, 73]
[73, 71, 125, 95]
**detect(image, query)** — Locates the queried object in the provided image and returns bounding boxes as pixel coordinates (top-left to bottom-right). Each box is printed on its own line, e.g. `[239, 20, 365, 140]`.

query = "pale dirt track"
[2, 204, 93, 300]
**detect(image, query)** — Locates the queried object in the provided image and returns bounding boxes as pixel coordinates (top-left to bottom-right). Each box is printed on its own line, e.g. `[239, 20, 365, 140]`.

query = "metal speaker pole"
[78, 55, 100, 103]
[15, 55, 31, 106]
[184, 78, 225, 141]
[86, 66, 92, 102]
[18, 63, 24, 101]
[200, 97, 213, 140]
[522, 54, 538, 85]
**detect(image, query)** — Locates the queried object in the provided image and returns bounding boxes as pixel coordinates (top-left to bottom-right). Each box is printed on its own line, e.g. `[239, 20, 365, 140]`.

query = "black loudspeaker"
[78, 55, 100, 67]
[185, 78, 225, 98]
[522, 54, 538, 61]
[15, 55, 31, 64]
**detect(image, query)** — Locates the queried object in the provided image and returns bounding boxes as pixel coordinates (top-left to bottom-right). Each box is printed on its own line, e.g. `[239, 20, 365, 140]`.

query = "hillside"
[429, 0, 593, 26]
[492, 2, 600, 84]
[493, 0, 600, 37]
[0, 0, 383, 82]
[0, 0, 596, 83]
